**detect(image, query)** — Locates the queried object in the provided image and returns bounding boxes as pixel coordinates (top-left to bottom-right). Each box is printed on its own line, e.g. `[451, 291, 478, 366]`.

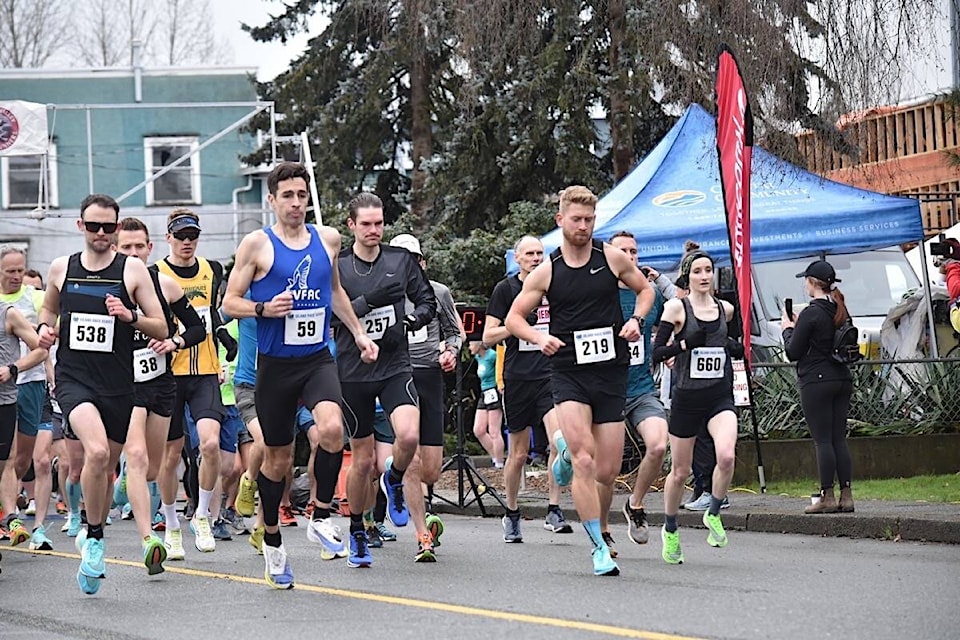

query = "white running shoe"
[307, 518, 347, 560]
[164, 528, 186, 560]
[191, 515, 216, 552]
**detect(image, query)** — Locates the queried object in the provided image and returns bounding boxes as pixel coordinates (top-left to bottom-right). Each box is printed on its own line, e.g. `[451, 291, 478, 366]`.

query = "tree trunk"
[409, 43, 432, 231]
[608, 0, 634, 182]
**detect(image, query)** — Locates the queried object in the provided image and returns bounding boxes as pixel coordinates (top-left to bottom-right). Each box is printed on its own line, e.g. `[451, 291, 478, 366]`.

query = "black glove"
[216, 326, 238, 362]
[378, 322, 406, 353]
[725, 337, 745, 359]
[684, 328, 707, 350]
[402, 314, 418, 332]
[365, 281, 405, 308]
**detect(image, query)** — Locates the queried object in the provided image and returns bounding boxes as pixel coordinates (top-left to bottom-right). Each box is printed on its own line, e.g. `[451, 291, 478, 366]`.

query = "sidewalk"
[430, 464, 960, 545]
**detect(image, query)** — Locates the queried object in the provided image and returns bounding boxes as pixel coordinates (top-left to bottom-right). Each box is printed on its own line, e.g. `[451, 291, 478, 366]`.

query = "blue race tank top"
[250, 226, 332, 358]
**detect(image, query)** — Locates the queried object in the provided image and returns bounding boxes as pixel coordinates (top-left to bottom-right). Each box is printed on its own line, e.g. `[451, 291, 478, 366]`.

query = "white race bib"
[178, 305, 212, 335]
[628, 339, 645, 366]
[362, 306, 396, 340]
[69, 313, 115, 353]
[519, 323, 550, 352]
[284, 307, 326, 345]
[408, 325, 428, 344]
[133, 347, 166, 382]
[690, 347, 726, 379]
[482, 387, 499, 405]
[573, 326, 615, 365]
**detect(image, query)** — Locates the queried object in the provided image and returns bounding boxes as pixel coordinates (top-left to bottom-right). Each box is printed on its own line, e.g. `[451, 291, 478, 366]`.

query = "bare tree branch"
[0, 0, 69, 68]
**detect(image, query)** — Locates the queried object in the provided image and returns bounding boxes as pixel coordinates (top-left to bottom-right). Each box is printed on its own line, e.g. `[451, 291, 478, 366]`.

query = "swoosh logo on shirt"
[589, 266, 606, 275]
[385, 272, 396, 277]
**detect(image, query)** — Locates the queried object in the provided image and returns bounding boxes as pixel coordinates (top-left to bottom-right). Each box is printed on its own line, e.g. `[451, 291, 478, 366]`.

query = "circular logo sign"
[0, 107, 20, 152]
[652, 190, 707, 208]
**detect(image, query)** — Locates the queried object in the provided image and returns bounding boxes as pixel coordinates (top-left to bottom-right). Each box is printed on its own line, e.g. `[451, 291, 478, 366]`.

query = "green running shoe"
[661, 526, 684, 565]
[703, 511, 728, 548]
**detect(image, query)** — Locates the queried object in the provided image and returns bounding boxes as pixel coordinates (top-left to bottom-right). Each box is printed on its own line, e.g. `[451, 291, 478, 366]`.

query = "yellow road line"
[6, 546, 703, 640]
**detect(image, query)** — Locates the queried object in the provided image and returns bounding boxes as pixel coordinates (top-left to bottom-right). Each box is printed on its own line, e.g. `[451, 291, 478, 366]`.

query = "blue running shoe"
[551, 431, 573, 487]
[376, 522, 397, 542]
[79, 537, 106, 579]
[263, 543, 294, 590]
[379, 457, 409, 527]
[76, 568, 102, 595]
[347, 530, 373, 568]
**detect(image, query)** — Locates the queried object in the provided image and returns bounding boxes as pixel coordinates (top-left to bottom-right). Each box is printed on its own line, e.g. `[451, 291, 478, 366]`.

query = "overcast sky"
[211, 0, 328, 81]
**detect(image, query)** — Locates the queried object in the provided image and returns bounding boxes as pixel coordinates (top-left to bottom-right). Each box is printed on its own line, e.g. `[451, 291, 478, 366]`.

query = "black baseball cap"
[796, 260, 840, 284]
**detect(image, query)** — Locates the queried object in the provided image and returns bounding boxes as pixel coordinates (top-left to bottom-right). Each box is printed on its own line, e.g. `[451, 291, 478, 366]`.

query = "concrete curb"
[429, 490, 960, 544]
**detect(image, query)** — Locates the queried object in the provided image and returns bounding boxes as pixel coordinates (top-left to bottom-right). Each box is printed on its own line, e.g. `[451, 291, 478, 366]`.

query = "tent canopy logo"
[0, 107, 20, 151]
[652, 190, 706, 208]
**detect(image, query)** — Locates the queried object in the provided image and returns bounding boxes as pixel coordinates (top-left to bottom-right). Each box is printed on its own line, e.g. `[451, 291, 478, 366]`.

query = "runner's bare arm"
[118, 257, 168, 340]
[505, 262, 563, 355]
[6, 307, 48, 373]
[38, 257, 67, 348]
[482, 315, 510, 347]
[223, 231, 288, 318]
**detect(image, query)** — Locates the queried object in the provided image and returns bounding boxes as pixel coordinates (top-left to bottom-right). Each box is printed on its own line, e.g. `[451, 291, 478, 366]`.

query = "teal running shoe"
[551, 431, 573, 487]
[592, 544, 620, 576]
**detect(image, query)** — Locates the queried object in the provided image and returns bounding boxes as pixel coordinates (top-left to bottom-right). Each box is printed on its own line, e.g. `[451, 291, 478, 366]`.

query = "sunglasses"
[83, 221, 118, 234]
[172, 229, 200, 241]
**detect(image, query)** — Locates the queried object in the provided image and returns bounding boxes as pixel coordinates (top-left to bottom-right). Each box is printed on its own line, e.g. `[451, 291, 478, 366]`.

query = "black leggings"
[800, 379, 853, 490]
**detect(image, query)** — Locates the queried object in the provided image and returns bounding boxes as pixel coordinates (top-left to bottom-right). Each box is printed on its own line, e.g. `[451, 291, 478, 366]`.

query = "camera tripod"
[434, 351, 506, 516]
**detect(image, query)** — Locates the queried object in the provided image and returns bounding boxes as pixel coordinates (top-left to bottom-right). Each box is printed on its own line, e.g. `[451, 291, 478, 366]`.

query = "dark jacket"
[782, 298, 852, 388]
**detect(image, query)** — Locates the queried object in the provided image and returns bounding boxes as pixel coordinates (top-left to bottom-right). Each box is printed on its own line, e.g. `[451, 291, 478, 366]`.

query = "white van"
[746, 248, 921, 360]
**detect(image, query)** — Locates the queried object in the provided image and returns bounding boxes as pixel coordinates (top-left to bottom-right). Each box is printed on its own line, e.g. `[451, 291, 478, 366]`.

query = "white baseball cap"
[390, 233, 422, 257]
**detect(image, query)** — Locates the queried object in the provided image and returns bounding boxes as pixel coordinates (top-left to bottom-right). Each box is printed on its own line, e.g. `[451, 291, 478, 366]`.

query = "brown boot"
[804, 488, 839, 514]
[838, 487, 855, 513]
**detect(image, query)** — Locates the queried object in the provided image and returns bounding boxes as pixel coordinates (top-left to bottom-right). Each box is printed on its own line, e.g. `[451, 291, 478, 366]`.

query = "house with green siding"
[0, 65, 273, 273]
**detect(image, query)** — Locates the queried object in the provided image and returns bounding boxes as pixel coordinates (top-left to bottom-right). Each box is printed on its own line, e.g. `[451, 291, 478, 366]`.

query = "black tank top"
[673, 297, 732, 393]
[545, 239, 627, 370]
[131, 267, 177, 384]
[57, 253, 136, 396]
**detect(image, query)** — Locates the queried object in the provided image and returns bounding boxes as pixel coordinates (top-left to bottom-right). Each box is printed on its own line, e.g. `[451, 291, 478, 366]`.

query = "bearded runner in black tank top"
[57, 252, 136, 395]
[546, 239, 629, 371]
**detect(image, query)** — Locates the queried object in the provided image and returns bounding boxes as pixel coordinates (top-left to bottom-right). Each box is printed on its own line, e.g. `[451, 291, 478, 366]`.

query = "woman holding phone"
[781, 260, 855, 514]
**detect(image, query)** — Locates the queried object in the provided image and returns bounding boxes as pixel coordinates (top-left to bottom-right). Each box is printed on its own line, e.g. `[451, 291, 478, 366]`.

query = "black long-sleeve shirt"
[782, 298, 852, 388]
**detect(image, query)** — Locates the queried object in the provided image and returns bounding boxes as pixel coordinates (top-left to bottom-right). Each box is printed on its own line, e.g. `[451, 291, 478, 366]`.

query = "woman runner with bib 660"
[652, 250, 743, 565]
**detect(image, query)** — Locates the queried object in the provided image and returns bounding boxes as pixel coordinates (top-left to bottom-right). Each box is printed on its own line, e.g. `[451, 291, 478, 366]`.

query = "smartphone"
[784, 298, 794, 321]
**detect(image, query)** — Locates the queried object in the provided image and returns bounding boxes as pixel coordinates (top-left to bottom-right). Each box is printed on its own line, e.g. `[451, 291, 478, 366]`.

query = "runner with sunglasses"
[156, 210, 235, 555]
[38, 194, 169, 594]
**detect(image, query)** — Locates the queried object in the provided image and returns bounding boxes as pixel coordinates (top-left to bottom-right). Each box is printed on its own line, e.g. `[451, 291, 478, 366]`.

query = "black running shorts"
[134, 373, 177, 418]
[341, 372, 418, 441]
[168, 374, 226, 442]
[56, 378, 134, 445]
[502, 377, 553, 434]
[550, 365, 627, 425]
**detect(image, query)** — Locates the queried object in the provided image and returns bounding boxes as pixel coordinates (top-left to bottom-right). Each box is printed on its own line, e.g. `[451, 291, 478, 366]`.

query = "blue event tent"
[513, 103, 923, 272]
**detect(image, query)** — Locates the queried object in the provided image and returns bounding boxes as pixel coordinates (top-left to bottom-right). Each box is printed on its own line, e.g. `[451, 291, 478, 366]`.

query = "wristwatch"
[255, 302, 265, 317]
[630, 315, 645, 329]
[172, 335, 185, 350]
[7, 364, 18, 379]
[124, 308, 139, 324]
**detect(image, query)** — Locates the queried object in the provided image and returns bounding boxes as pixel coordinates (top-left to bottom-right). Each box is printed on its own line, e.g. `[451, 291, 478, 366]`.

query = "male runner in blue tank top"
[224, 163, 377, 589]
[39, 194, 169, 595]
[505, 186, 654, 577]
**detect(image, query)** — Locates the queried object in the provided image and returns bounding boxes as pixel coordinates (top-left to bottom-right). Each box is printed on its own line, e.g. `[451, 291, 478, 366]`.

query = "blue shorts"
[17, 381, 47, 437]
[296, 405, 315, 434]
[184, 404, 242, 454]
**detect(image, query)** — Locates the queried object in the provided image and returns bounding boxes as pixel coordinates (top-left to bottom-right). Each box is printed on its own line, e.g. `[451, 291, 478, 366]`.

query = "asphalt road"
[1, 512, 957, 640]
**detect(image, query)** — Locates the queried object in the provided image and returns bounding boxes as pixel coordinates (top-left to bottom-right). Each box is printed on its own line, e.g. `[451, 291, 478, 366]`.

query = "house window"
[144, 136, 201, 205]
[1, 143, 58, 209]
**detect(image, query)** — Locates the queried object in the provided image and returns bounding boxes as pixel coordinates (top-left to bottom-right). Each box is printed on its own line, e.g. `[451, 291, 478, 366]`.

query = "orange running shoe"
[279, 505, 298, 527]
